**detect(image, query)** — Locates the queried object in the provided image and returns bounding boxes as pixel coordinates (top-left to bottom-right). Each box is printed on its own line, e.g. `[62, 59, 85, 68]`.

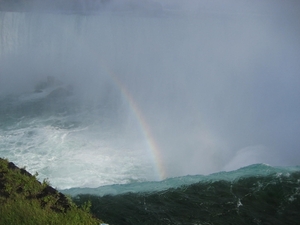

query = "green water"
[74, 171, 300, 225]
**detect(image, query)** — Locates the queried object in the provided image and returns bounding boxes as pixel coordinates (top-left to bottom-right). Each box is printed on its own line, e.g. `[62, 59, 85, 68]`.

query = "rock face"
[34, 76, 58, 93]
[0, 158, 71, 213]
[46, 86, 73, 100]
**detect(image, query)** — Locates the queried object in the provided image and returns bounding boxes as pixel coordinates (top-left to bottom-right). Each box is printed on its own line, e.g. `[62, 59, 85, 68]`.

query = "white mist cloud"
[0, 0, 300, 179]
[223, 145, 274, 171]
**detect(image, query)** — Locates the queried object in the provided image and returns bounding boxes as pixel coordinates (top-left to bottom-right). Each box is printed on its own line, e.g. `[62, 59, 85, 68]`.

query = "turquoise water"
[63, 163, 300, 196]
[0, 85, 158, 188]
[72, 164, 300, 224]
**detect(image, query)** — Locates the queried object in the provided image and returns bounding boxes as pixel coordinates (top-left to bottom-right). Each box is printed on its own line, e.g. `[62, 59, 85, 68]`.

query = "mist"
[1, 0, 300, 182]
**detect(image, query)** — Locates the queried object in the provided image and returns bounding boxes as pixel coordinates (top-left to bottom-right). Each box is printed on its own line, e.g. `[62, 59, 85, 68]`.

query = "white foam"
[0, 110, 158, 189]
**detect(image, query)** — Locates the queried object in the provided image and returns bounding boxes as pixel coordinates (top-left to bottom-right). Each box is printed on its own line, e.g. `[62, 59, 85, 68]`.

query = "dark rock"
[46, 86, 72, 100]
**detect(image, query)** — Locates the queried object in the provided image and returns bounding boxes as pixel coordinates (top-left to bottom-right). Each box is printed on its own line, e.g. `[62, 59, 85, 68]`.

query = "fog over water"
[0, 0, 300, 188]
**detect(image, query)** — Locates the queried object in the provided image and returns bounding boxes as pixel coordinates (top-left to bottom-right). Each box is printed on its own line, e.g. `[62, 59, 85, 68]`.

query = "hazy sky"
[105, 0, 300, 174]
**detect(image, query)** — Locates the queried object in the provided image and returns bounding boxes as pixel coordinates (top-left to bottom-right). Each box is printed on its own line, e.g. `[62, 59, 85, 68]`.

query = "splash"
[102, 63, 166, 180]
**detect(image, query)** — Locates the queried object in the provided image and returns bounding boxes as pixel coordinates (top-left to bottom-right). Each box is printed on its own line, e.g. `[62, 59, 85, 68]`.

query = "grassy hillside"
[0, 158, 102, 225]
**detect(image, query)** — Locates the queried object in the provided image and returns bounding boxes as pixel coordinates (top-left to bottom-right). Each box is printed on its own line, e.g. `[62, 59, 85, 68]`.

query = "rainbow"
[101, 64, 167, 180]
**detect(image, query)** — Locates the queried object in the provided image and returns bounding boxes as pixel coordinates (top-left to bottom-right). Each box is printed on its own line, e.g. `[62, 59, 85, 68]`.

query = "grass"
[0, 158, 103, 225]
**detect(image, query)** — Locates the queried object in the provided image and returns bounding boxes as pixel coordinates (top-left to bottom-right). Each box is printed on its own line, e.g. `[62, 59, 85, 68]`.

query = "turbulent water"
[71, 164, 300, 225]
[0, 78, 159, 188]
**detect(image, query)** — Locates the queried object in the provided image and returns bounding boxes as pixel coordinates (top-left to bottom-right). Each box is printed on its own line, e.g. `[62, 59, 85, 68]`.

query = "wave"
[62, 164, 300, 196]
[69, 164, 300, 225]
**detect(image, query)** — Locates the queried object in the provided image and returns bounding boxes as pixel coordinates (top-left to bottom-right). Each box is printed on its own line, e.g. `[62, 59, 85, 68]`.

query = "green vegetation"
[0, 158, 102, 225]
